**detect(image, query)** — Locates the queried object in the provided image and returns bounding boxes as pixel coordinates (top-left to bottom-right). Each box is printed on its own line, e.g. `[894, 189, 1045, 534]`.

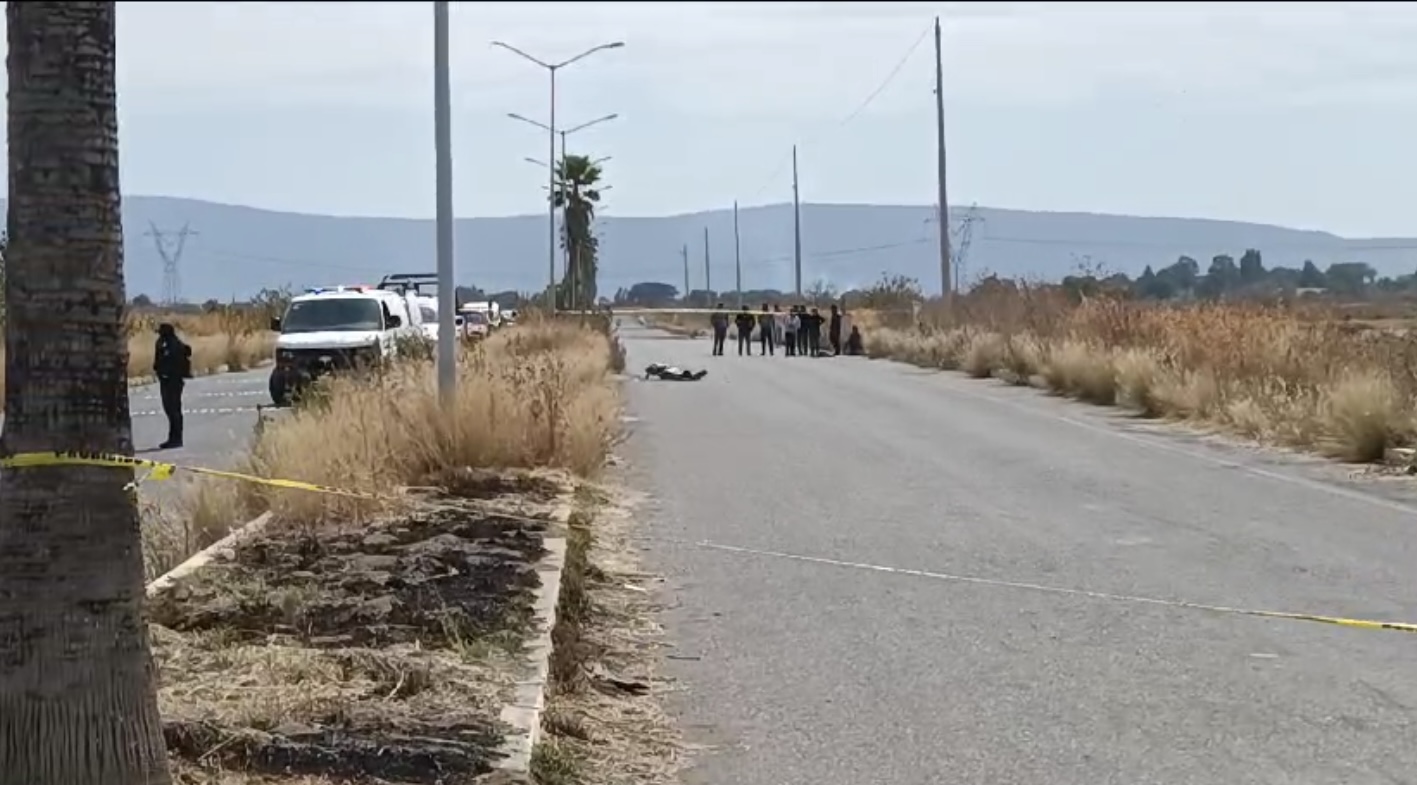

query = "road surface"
[618, 323, 1417, 785]
[1, 367, 273, 501]
[126, 367, 272, 468]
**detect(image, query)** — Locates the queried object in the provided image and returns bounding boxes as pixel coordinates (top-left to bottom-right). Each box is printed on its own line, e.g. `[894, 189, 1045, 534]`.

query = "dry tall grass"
[0, 307, 276, 400]
[181, 316, 623, 535]
[863, 287, 1417, 463]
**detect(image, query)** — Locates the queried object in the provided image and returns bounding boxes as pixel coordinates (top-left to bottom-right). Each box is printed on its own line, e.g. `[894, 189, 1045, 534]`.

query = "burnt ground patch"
[151, 475, 571, 785]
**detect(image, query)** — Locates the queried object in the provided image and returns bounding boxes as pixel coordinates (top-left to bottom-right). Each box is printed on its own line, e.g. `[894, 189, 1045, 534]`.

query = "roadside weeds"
[532, 484, 683, 785]
[863, 298, 1417, 464]
[145, 316, 634, 784]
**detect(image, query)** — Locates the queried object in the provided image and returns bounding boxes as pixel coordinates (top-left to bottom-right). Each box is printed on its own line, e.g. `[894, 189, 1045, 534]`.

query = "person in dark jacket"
[805, 307, 823, 357]
[709, 303, 730, 356]
[795, 305, 809, 356]
[757, 303, 776, 356]
[845, 325, 864, 355]
[828, 303, 844, 356]
[154, 323, 193, 449]
[734, 306, 756, 356]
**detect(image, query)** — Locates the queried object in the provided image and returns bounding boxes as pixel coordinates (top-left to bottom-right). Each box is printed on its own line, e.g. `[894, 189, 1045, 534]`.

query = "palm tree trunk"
[0, 4, 172, 784]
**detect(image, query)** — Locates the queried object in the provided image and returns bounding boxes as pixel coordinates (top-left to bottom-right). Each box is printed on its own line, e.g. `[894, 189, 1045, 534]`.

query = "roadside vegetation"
[145, 314, 634, 783]
[859, 278, 1417, 464]
[531, 486, 683, 785]
[0, 306, 278, 399]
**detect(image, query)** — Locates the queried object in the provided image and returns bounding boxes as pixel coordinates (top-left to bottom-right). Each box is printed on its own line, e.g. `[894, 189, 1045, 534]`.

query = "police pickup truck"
[267, 284, 426, 406]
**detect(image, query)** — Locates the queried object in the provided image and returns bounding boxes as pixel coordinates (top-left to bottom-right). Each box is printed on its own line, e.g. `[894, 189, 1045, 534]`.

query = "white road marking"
[133, 406, 262, 418]
[135, 389, 266, 400]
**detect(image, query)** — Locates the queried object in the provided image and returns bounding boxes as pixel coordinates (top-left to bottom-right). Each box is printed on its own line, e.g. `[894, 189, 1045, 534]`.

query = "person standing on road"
[796, 305, 811, 356]
[772, 304, 789, 357]
[828, 303, 844, 356]
[805, 307, 823, 357]
[757, 303, 776, 356]
[154, 322, 193, 449]
[734, 306, 757, 356]
[783, 305, 800, 357]
[710, 303, 730, 356]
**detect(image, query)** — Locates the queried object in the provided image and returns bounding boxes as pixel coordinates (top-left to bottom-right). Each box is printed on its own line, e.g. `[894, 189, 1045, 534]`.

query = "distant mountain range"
[8, 195, 1417, 301]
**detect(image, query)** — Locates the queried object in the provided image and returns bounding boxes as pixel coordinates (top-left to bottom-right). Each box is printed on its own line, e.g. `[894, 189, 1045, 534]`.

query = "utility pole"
[145, 222, 197, 306]
[703, 227, 712, 307]
[433, 0, 457, 408]
[934, 15, 953, 301]
[733, 201, 743, 309]
[791, 145, 803, 298]
[681, 243, 690, 304]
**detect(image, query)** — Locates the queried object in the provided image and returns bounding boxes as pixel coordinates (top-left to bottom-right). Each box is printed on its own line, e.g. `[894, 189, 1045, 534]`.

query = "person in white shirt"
[776, 304, 799, 355]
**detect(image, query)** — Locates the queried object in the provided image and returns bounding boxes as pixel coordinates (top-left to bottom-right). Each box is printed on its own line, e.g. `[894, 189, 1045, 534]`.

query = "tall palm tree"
[0, 4, 172, 783]
[552, 154, 605, 311]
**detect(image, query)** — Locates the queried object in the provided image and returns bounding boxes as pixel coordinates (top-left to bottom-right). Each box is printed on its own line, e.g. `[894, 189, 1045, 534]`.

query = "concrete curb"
[494, 500, 575, 774]
[145, 511, 274, 598]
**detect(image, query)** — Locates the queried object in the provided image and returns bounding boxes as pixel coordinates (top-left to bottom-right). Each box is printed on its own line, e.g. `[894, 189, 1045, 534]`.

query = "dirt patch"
[153, 473, 570, 784]
[150, 507, 547, 648]
[534, 486, 684, 785]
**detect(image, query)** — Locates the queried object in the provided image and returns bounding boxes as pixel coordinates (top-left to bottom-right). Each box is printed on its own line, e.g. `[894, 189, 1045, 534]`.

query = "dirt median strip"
[148, 471, 574, 784]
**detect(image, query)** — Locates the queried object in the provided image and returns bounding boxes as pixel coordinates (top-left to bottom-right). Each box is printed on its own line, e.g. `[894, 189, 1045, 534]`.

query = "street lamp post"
[507, 112, 617, 310]
[491, 40, 624, 310]
[433, 1, 456, 409]
[523, 155, 613, 169]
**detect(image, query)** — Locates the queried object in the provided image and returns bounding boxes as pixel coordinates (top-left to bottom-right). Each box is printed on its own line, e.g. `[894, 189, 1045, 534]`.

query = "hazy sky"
[5, 1, 1417, 236]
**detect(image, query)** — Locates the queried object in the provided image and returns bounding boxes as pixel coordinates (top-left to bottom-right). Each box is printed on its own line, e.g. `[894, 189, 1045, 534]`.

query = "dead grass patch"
[642, 313, 707, 339]
[150, 317, 624, 784]
[861, 291, 1417, 462]
[534, 486, 683, 785]
[151, 478, 569, 784]
[179, 319, 620, 534]
[0, 304, 276, 407]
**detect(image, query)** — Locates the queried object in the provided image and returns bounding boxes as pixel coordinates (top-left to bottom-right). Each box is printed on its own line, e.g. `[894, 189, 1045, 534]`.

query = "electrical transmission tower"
[951, 204, 984, 292]
[145, 222, 197, 306]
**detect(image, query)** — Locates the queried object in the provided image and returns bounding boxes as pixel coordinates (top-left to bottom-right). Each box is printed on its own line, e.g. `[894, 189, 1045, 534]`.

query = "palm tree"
[552, 154, 605, 311]
[0, 4, 172, 783]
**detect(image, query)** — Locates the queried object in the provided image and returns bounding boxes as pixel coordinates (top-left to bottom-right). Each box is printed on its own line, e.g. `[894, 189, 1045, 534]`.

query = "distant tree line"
[124, 248, 1411, 316]
[1065, 249, 1398, 302]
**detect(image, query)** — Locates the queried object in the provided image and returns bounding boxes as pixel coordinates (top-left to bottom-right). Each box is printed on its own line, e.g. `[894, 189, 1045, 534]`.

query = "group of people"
[709, 302, 864, 358]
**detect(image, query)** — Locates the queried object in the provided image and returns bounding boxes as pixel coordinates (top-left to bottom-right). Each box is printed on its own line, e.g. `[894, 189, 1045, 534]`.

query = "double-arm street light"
[508, 111, 619, 169]
[523, 155, 613, 170]
[507, 111, 617, 286]
[491, 40, 624, 303]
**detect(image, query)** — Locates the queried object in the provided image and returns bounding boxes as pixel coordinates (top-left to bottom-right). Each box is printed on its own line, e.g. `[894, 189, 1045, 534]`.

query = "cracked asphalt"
[617, 322, 1417, 785]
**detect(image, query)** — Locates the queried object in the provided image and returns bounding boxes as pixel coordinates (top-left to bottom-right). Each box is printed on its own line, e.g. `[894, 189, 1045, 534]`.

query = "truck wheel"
[269, 372, 290, 407]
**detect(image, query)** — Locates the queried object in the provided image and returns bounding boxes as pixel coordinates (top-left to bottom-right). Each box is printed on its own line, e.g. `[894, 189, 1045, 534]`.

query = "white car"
[414, 295, 464, 342]
[268, 285, 426, 406]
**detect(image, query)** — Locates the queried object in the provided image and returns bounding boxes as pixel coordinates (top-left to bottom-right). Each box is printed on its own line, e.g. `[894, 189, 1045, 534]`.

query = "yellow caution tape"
[0, 451, 387, 501]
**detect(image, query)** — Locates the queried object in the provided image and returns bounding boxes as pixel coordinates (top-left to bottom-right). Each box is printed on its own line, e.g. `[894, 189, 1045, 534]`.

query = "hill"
[11, 196, 1417, 301]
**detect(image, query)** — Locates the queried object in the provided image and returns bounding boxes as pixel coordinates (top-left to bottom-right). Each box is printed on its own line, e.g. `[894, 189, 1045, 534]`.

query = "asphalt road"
[1, 367, 272, 502]
[617, 323, 1417, 785]
[127, 367, 272, 468]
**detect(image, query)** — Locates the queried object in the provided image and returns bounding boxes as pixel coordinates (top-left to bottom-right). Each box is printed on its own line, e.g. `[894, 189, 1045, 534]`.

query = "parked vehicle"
[267, 285, 424, 406]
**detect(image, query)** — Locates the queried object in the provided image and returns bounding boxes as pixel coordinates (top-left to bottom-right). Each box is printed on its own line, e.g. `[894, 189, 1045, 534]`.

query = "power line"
[743, 23, 933, 205]
[837, 25, 932, 130]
